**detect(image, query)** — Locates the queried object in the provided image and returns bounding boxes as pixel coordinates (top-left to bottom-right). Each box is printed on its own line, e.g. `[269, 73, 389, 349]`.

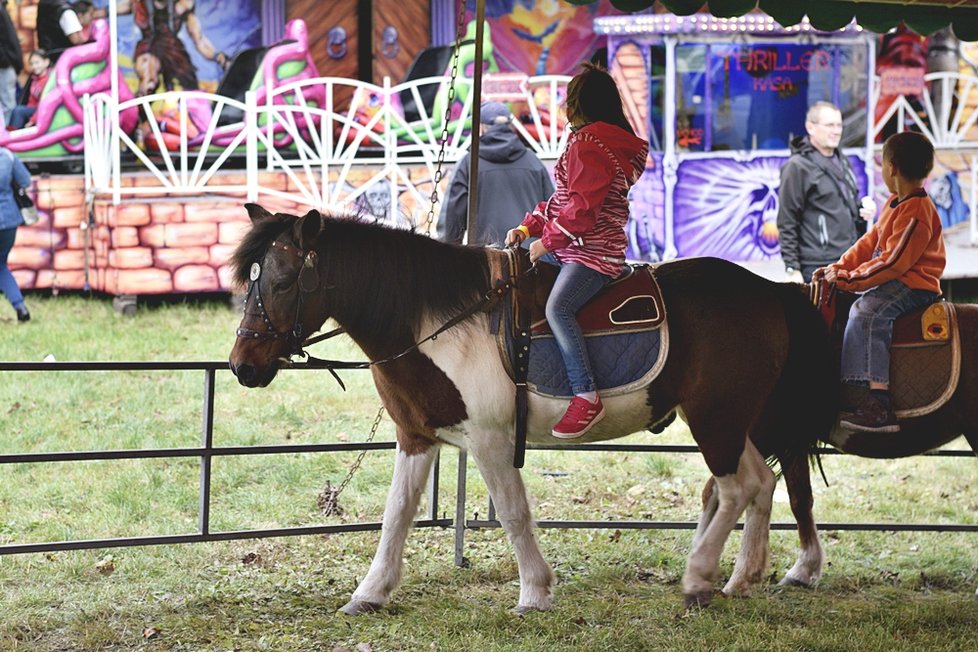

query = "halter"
[235, 240, 321, 358]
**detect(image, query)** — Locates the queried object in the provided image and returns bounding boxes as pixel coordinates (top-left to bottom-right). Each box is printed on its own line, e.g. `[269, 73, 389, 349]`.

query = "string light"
[594, 15, 858, 36]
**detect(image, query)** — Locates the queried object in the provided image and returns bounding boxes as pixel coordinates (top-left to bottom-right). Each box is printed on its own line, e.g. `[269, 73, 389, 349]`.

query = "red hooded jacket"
[520, 121, 648, 277]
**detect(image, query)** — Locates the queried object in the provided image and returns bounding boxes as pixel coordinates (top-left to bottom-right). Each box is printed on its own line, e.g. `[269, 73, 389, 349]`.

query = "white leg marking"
[342, 445, 438, 613]
[780, 527, 824, 588]
[692, 481, 719, 550]
[681, 442, 766, 601]
[468, 432, 554, 612]
[723, 440, 775, 597]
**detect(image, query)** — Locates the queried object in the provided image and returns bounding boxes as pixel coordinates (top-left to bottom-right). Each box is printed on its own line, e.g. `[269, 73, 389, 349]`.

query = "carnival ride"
[0, 20, 138, 159]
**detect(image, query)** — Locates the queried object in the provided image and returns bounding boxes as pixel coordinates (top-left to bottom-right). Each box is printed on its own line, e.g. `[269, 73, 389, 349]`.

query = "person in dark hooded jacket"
[436, 101, 553, 246]
[776, 101, 875, 283]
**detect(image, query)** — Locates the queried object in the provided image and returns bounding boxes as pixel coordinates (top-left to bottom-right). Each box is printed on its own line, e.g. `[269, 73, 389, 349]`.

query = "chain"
[423, 0, 468, 235]
[318, 405, 386, 517]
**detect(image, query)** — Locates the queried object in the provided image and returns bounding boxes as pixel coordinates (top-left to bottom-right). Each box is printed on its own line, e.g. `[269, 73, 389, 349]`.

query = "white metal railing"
[874, 72, 978, 149]
[873, 71, 978, 243]
[85, 74, 571, 231]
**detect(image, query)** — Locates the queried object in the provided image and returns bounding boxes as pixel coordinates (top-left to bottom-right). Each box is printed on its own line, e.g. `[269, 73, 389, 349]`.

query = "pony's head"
[228, 203, 330, 387]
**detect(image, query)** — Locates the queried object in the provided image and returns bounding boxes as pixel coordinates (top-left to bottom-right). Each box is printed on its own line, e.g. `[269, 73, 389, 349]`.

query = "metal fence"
[1, 361, 975, 562]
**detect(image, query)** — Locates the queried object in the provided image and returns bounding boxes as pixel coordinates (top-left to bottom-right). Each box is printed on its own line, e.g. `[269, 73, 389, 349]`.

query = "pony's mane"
[317, 216, 491, 340]
[231, 209, 492, 341]
[229, 214, 292, 288]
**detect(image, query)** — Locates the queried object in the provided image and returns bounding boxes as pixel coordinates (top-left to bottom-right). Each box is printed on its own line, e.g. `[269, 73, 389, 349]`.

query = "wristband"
[516, 225, 530, 238]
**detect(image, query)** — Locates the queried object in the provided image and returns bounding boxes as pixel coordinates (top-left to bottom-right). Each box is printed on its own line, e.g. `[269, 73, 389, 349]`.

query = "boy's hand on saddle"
[813, 267, 837, 284]
[529, 240, 549, 263]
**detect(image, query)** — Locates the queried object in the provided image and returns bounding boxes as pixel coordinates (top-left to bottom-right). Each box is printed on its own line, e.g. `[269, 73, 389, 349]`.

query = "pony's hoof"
[338, 599, 383, 616]
[683, 590, 713, 610]
[778, 575, 815, 589]
[512, 604, 547, 615]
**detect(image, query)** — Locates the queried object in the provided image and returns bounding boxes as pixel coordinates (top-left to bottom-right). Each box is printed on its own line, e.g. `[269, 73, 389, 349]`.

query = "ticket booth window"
[664, 42, 868, 152]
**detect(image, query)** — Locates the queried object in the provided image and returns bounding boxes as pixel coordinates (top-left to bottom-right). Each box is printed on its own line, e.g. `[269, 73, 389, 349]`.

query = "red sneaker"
[552, 396, 605, 439]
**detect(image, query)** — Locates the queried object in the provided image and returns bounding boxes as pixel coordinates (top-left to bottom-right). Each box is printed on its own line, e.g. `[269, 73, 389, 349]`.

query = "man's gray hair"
[806, 101, 840, 124]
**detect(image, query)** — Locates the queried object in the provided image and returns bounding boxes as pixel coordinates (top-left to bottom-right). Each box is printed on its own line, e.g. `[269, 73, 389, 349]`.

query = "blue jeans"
[545, 262, 612, 394]
[0, 227, 25, 309]
[8, 106, 35, 130]
[841, 279, 939, 385]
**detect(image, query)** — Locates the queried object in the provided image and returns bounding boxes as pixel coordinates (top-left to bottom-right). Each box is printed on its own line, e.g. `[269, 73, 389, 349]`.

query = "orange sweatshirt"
[830, 189, 945, 294]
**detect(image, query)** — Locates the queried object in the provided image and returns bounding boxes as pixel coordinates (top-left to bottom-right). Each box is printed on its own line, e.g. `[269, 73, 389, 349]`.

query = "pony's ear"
[244, 203, 274, 224]
[296, 209, 323, 250]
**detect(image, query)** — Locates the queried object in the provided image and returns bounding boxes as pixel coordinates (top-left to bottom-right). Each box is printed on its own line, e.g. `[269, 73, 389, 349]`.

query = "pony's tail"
[773, 283, 839, 463]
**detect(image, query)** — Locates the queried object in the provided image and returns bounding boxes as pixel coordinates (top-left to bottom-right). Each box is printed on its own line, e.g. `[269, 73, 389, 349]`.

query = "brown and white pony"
[227, 205, 837, 611]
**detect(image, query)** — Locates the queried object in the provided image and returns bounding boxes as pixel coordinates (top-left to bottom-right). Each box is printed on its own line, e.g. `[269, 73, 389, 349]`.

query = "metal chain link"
[322, 3, 466, 515]
[318, 405, 386, 517]
[423, 0, 468, 235]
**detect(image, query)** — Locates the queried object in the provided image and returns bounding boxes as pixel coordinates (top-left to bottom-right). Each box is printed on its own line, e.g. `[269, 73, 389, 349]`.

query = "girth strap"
[505, 248, 535, 469]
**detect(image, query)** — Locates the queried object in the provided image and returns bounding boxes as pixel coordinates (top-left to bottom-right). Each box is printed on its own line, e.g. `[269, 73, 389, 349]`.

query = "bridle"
[235, 240, 326, 359]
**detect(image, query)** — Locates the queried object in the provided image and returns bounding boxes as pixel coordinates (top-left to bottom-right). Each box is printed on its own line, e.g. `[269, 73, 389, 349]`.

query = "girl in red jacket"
[815, 131, 945, 432]
[505, 63, 648, 439]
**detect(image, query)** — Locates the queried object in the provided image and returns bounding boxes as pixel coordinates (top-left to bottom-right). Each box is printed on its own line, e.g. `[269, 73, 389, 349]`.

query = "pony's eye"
[270, 278, 294, 293]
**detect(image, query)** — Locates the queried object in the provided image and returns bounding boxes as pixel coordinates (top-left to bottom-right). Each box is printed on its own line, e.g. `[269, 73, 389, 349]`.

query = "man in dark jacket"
[0, 3, 22, 126]
[37, 0, 95, 63]
[437, 101, 554, 246]
[777, 101, 875, 282]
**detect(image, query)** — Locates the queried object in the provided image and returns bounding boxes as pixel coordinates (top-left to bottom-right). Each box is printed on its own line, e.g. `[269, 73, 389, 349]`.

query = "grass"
[0, 294, 977, 651]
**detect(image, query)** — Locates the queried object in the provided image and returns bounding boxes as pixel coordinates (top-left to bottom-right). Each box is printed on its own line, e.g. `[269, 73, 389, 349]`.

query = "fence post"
[454, 450, 467, 567]
[199, 368, 216, 536]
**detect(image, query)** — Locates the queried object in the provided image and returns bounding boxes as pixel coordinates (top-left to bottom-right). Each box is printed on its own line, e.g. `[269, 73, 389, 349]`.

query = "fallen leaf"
[356, 644, 373, 652]
[95, 557, 115, 575]
[7, 402, 20, 415]
[608, 529, 622, 543]
[336, 432, 350, 442]
[241, 552, 262, 566]
[143, 626, 161, 640]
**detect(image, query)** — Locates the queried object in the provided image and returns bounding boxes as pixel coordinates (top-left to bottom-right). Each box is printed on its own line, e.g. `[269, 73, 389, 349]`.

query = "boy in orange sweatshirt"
[814, 131, 945, 432]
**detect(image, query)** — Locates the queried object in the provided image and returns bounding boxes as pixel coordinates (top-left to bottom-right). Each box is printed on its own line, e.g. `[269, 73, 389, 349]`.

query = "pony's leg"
[722, 448, 776, 597]
[467, 433, 555, 613]
[777, 454, 823, 588]
[339, 443, 439, 615]
[692, 477, 719, 550]
[681, 439, 768, 608]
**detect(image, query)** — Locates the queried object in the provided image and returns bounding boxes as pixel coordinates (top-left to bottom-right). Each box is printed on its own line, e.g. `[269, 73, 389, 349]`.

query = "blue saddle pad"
[525, 328, 663, 398]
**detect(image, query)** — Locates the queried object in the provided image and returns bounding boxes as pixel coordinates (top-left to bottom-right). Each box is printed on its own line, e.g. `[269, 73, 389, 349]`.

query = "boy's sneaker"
[552, 396, 605, 439]
[15, 308, 30, 323]
[839, 395, 900, 433]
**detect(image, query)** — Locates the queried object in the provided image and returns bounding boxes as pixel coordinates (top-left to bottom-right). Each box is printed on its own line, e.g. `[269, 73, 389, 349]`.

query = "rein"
[237, 240, 537, 391]
[297, 258, 538, 388]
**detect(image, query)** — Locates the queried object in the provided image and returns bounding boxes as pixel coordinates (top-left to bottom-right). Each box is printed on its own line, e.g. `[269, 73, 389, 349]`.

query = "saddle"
[812, 282, 961, 418]
[486, 249, 671, 467]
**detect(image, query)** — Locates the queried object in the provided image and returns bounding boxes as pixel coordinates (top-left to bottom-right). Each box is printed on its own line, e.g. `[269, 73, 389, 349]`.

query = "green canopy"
[564, 0, 978, 41]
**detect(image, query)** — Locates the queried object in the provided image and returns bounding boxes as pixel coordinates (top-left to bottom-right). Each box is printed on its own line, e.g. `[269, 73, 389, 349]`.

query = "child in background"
[505, 63, 648, 439]
[9, 49, 52, 130]
[814, 131, 945, 432]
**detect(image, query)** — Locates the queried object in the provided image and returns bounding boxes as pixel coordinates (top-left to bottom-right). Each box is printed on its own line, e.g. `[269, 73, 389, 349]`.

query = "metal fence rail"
[1, 361, 975, 562]
[0, 360, 449, 556]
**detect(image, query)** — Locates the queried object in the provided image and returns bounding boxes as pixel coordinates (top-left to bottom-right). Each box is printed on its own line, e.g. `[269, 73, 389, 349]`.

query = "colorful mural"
[102, 0, 262, 95]
[467, 0, 620, 75]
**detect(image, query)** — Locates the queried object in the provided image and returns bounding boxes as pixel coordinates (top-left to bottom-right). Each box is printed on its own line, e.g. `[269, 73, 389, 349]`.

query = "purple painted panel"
[625, 152, 664, 262]
[670, 155, 868, 262]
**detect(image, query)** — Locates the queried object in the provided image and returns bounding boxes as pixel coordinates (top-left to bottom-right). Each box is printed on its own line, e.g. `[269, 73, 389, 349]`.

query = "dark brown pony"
[773, 290, 978, 597]
[228, 204, 837, 611]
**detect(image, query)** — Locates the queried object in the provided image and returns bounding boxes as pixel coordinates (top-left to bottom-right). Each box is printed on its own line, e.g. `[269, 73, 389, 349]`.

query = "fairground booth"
[2, 0, 977, 306]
